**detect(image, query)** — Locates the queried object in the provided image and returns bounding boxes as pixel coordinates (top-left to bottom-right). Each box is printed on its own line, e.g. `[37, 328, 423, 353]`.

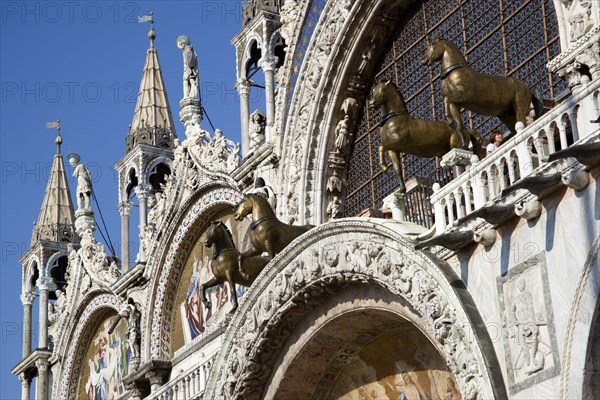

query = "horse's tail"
[532, 88, 544, 118]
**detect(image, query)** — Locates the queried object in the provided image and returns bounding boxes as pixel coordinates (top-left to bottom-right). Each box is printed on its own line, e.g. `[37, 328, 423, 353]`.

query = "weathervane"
[138, 12, 155, 47]
[45, 119, 61, 152]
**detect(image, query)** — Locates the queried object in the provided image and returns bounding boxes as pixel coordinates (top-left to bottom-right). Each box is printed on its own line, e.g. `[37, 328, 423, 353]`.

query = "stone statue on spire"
[176, 35, 199, 100]
[68, 153, 93, 211]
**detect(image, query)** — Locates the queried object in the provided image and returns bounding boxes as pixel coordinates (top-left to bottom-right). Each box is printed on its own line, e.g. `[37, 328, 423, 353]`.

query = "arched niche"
[145, 183, 245, 360]
[57, 293, 122, 400]
[205, 219, 507, 400]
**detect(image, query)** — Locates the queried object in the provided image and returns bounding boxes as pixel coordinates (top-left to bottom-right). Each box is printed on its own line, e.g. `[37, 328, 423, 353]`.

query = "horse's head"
[234, 196, 253, 221]
[421, 37, 445, 66]
[369, 80, 395, 108]
[204, 221, 223, 247]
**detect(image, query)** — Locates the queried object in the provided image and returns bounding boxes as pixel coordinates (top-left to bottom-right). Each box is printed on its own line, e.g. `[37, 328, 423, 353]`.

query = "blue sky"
[0, 1, 263, 397]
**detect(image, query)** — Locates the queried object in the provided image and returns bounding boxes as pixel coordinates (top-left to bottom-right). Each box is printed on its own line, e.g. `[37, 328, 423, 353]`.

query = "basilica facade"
[12, 0, 600, 399]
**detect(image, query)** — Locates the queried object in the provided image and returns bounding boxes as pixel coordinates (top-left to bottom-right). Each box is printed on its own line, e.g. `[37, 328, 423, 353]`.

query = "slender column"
[135, 185, 149, 230]
[19, 372, 31, 400]
[235, 78, 252, 156]
[35, 359, 48, 400]
[260, 56, 278, 142]
[20, 292, 35, 358]
[118, 201, 133, 273]
[37, 277, 52, 349]
[557, 121, 568, 150]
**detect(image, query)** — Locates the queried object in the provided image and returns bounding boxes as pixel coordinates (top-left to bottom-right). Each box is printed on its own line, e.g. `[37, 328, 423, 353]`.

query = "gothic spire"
[31, 123, 77, 246]
[125, 22, 177, 152]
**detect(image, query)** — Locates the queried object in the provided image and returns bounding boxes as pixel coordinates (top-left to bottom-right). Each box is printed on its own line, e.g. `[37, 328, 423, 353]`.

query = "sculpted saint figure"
[177, 35, 199, 99]
[69, 153, 93, 210]
[249, 110, 266, 151]
[334, 114, 351, 153]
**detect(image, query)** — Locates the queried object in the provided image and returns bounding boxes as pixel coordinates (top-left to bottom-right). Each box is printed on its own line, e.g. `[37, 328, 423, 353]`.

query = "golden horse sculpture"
[202, 220, 269, 312]
[421, 38, 544, 148]
[370, 80, 481, 193]
[234, 194, 314, 261]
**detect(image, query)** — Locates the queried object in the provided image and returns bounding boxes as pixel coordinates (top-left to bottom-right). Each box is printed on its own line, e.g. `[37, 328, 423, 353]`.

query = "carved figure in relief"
[421, 38, 544, 147]
[69, 153, 93, 210]
[511, 279, 545, 375]
[234, 194, 314, 262]
[369, 80, 481, 193]
[246, 177, 277, 212]
[202, 221, 269, 312]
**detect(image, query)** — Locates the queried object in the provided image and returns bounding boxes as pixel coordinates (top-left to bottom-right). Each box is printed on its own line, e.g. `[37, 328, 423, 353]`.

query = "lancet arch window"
[344, 0, 566, 219]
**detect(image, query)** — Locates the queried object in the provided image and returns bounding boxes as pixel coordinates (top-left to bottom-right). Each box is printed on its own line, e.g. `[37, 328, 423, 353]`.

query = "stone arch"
[279, 0, 395, 224]
[242, 34, 263, 80]
[205, 219, 506, 400]
[57, 292, 121, 400]
[560, 231, 600, 399]
[23, 257, 40, 294]
[145, 183, 244, 360]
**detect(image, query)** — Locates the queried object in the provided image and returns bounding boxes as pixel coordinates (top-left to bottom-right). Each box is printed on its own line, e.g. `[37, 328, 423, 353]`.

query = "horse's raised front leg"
[388, 150, 406, 193]
[201, 277, 220, 310]
[379, 145, 390, 173]
[447, 102, 468, 149]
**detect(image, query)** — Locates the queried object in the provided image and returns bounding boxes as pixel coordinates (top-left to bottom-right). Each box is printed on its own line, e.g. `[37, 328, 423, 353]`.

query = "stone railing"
[430, 80, 600, 235]
[145, 355, 215, 400]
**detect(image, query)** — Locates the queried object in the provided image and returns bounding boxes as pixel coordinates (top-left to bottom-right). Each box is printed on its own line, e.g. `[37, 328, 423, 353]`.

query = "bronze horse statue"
[421, 38, 544, 147]
[370, 80, 481, 193]
[234, 194, 314, 261]
[202, 220, 269, 312]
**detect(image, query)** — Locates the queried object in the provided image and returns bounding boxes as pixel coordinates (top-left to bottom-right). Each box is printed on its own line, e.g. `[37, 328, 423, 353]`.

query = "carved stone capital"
[118, 201, 133, 217]
[235, 79, 252, 97]
[20, 291, 35, 305]
[259, 55, 278, 72]
[37, 276, 54, 291]
[35, 359, 49, 373]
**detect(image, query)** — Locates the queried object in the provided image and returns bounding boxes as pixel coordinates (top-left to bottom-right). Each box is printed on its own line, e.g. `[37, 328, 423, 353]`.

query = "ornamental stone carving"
[206, 220, 502, 400]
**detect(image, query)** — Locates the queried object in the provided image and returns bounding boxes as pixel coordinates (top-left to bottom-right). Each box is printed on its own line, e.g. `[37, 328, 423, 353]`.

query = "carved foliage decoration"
[206, 220, 497, 400]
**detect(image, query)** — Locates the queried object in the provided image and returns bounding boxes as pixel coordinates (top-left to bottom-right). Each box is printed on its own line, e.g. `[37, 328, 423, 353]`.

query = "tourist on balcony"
[486, 131, 504, 156]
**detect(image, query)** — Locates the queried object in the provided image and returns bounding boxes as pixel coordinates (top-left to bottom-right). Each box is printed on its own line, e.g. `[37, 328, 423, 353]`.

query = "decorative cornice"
[547, 26, 600, 72]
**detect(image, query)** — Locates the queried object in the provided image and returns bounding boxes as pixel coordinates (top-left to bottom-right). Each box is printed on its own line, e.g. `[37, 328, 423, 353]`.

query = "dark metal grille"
[344, 0, 565, 221]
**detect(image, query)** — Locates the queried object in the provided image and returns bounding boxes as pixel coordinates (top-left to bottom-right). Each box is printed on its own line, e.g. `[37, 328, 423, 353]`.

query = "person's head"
[176, 35, 190, 49]
[401, 371, 412, 384]
[490, 131, 503, 145]
[517, 279, 526, 292]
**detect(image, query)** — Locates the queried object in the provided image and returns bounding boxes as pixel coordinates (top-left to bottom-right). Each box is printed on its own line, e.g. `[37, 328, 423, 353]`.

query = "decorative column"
[260, 56, 278, 142]
[35, 358, 48, 400]
[20, 292, 35, 358]
[135, 185, 149, 230]
[235, 78, 252, 156]
[147, 371, 164, 393]
[118, 201, 133, 273]
[19, 372, 31, 400]
[37, 276, 52, 349]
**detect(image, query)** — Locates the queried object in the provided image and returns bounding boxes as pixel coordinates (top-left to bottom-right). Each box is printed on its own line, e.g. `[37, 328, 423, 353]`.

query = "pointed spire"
[125, 17, 177, 153]
[31, 122, 77, 246]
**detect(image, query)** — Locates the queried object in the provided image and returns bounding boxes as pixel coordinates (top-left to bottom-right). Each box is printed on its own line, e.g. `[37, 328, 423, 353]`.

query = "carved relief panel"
[496, 252, 560, 394]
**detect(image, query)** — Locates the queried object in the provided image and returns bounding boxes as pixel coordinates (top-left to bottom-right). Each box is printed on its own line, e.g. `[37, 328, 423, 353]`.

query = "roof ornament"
[138, 12, 155, 48]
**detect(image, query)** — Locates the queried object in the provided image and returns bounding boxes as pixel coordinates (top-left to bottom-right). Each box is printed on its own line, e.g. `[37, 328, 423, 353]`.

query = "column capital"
[19, 371, 32, 384]
[35, 358, 48, 373]
[235, 78, 252, 96]
[118, 201, 134, 216]
[146, 370, 165, 386]
[20, 291, 36, 305]
[259, 55, 278, 72]
[134, 184, 150, 199]
[37, 276, 53, 291]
